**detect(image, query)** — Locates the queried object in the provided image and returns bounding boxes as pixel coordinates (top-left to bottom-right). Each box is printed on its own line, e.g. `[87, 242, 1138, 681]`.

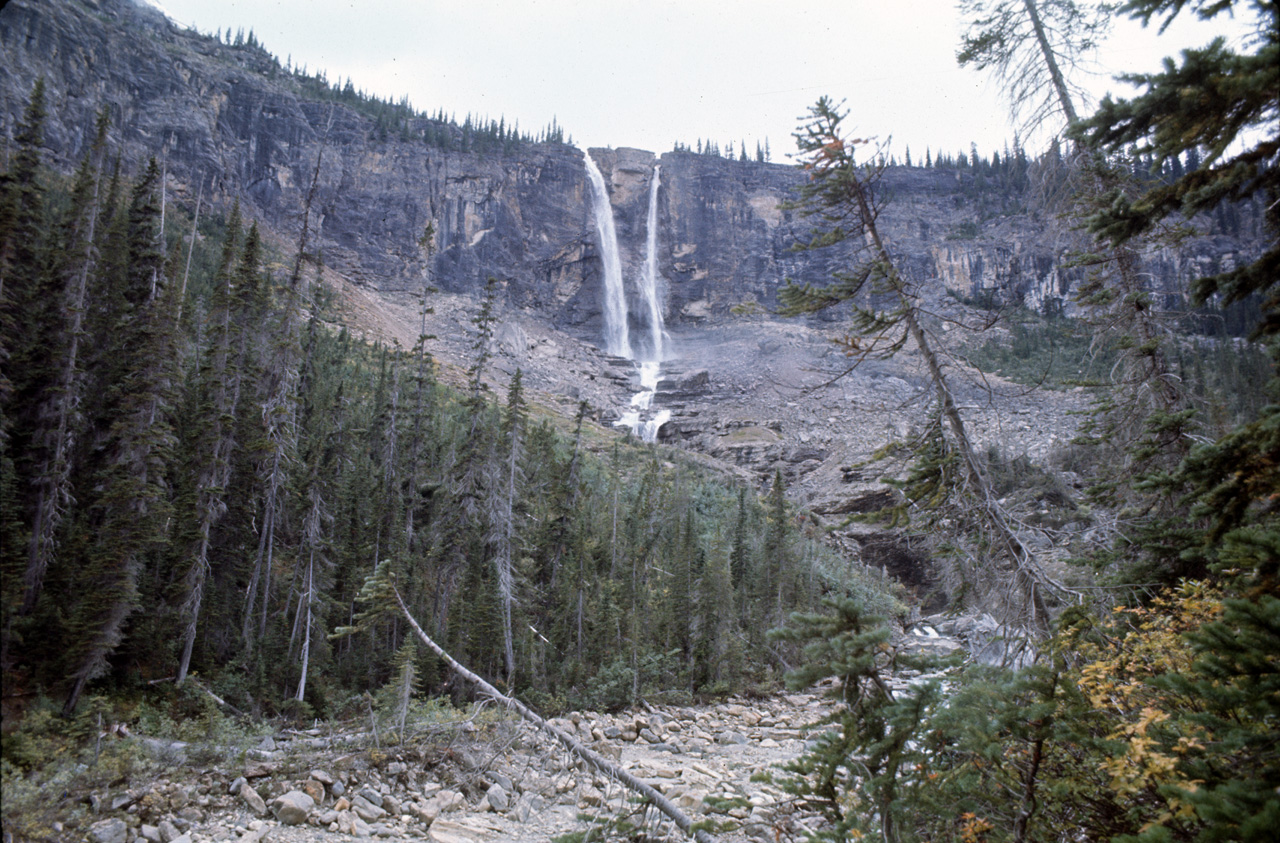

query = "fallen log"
[388, 583, 717, 843]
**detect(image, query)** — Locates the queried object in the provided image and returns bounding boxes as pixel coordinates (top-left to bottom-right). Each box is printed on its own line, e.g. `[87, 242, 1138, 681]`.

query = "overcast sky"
[147, 0, 1254, 161]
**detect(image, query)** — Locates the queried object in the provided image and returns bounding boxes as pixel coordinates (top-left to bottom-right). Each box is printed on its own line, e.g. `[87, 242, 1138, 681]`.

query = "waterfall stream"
[638, 164, 668, 363]
[582, 153, 669, 443]
[583, 153, 631, 360]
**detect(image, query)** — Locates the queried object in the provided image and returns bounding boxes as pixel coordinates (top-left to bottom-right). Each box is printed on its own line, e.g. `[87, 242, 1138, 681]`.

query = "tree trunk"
[388, 583, 717, 843]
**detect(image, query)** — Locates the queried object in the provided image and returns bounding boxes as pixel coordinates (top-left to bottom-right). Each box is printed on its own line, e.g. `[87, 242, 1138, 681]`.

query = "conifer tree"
[243, 144, 325, 650]
[770, 596, 937, 843]
[176, 210, 250, 685]
[1071, 0, 1278, 585]
[780, 98, 1063, 633]
[960, 0, 1202, 584]
[63, 159, 180, 714]
[0, 79, 52, 669]
[404, 224, 437, 550]
[761, 469, 791, 627]
[17, 110, 109, 620]
[490, 367, 526, 684]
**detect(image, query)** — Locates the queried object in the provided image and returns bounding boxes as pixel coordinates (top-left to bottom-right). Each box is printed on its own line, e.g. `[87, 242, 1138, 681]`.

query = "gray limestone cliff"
[1, 0, 1262, 352]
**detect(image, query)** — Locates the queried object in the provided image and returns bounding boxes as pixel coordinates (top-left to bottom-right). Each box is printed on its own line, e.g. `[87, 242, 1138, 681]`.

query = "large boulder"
[87, 818, 127, 843]
[270, 790, 315, 825]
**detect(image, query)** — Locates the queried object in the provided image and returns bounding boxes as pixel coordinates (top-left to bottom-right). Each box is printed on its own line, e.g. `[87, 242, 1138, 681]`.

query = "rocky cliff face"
[4, 0, 1260, 352]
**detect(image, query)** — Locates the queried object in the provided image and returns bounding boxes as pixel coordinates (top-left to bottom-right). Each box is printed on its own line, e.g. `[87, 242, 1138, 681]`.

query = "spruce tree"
[63, 159, 179, 714]
[780, 98, 1060, 633]
[16, 110, 110, 623]
[175, 210, 248, 685]
[0, 79, 51, 670]
[1072, 0, 1278, 585]
[770, 596, 937, 843]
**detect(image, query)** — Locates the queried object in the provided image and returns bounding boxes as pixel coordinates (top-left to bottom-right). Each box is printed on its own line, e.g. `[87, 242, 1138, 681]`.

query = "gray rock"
[270, 790, 315, 825]
[337, 811, 373, 838]
[309, 769, 334, 785]
[329, 780, 345, 798]
[138, 824, 162, 843]
[485, 782, 509, 812]
[175, 806, 203, 823]
[409, 799, 439, 825]
[351, 794, 388, 822]
[357, 787, 383, 808]
[227, 776, 246, 797]
[238, 782, 267, 816]
[88, 818, 127, 843]
[381, 792, 402, 817]
[156, 819, 181, 843]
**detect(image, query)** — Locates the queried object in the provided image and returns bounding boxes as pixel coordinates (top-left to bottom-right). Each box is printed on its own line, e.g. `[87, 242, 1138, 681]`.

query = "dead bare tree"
[334, 561, 717, 843]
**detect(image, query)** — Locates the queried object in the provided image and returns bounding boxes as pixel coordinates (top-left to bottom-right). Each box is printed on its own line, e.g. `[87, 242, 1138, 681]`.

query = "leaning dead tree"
[780, 98, 1076, 635]
[333, 561, 717, 843]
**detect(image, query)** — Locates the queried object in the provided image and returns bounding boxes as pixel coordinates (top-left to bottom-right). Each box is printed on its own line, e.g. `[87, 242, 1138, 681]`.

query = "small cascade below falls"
[582, 153, 670, 443]
[614, 361, 671, 442]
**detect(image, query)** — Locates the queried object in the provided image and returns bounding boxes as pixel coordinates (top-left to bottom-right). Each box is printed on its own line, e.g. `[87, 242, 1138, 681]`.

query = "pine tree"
[490, 367, 527, 685]
[176, 210, 251, 685]
[780, 98, 1061, 633]
[16, 110, 110, 621]
[63, 159, 180, 714]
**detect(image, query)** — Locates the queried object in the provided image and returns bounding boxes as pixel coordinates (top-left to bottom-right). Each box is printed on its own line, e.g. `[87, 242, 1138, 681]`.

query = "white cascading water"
[582, 153, 670, 443]
[638, 164, 668, 363]
[613, 360, 670, 443]
[584, 152, 631, 360]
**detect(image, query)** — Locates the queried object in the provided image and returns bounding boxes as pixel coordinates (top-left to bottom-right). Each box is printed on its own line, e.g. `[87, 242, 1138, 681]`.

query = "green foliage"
[1067, 0, 1280, 591]
[0, 110, 860, 719]
[1074, 3, 1278, 332]
[769, 597, 941, 842]
[964, 310, 1114, 387]
[774, 580, 1280, 841]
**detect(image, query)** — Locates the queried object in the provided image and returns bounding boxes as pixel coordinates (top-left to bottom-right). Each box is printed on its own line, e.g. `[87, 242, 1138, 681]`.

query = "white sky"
[147, 0, 1257, 161]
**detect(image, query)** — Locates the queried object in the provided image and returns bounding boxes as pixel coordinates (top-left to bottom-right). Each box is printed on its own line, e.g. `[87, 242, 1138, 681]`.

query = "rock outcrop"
[1, 0, 1262, 347]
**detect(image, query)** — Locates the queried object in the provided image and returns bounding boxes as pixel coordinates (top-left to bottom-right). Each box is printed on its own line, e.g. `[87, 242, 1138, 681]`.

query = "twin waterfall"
[583, 153, 670, 443]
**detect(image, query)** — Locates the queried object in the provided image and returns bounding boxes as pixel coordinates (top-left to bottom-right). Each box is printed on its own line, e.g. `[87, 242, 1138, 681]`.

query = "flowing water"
[583, 154, 671, 443]
[583, 152, 631, 360]
[638, 164, 668, 363]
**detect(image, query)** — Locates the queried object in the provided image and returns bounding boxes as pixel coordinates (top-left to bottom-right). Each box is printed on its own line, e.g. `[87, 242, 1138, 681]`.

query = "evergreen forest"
[0, 84, 861, 726]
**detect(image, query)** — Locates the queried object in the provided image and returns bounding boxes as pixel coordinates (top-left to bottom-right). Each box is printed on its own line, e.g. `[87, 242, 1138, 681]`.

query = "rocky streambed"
[72, 624, 977, 843]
